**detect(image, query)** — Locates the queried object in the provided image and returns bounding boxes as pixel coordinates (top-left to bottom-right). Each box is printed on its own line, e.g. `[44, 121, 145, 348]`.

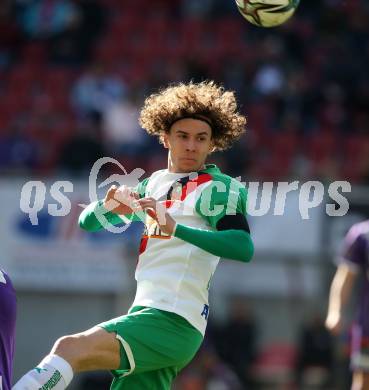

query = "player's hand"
[325, 312, 342, 335]
[134, 197, 177, 236]
[103, 185, 138, 215]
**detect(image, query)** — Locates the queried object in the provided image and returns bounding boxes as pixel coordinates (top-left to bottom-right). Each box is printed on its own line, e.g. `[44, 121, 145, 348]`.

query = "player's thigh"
[52, 326, 121, 372]
[99, 307, 203, 377]
[110, 366, 178, 390]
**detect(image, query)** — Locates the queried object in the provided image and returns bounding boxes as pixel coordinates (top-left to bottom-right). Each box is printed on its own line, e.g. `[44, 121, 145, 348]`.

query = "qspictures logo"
[19, 157, 352, 233]
[19, 158, 144, 233]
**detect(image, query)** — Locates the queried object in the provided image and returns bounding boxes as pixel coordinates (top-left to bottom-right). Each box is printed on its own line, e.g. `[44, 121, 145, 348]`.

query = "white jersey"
[131, 166, 223, 335]
[79, 164, 248, 334]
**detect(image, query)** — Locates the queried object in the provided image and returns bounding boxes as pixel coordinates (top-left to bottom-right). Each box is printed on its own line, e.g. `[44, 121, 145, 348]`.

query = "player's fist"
[135, 197, 177, 235]
[103, 185, 138, 215]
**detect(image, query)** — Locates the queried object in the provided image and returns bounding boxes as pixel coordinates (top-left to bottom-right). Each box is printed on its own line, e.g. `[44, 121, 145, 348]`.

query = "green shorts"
[98, 306, 203, 390]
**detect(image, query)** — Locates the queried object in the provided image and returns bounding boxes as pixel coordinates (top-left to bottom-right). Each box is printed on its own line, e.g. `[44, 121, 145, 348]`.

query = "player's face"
[163, 118, 214, 173]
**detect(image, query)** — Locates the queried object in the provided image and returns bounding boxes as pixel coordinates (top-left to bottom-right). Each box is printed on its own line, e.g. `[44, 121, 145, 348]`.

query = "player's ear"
[162, 133, 170, 149]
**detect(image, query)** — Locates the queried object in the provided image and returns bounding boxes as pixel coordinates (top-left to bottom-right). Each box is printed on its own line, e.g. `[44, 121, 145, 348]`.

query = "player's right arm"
[78, 179, 148, 232]
[325, 263, 357, 335]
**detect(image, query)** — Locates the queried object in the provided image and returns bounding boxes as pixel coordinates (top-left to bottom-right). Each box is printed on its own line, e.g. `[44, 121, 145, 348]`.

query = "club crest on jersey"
[201, 304, 209, 320]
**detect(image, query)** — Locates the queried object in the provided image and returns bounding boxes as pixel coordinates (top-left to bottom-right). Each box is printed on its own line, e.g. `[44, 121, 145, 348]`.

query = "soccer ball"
[236, 0, 300, 28]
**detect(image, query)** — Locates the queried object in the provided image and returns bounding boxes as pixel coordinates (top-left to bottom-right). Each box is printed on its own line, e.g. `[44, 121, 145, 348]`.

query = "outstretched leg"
[13, 326, 120, 389]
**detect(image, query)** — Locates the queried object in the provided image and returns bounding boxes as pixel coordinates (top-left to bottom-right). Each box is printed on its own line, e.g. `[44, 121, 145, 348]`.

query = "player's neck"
[167, 162, 206, 173]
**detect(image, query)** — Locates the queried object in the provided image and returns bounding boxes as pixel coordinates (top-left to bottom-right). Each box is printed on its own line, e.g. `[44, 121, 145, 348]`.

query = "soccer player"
[325, 220, 369, 390]
[13, 81, 254, 390]
[0, 269, 17, 390]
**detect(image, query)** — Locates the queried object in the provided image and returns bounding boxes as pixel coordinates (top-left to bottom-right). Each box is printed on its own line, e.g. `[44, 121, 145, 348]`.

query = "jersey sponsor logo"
[201, 304, 209, 320]
[38, 370, 61, 390]
[139, 213, 170, 255]
[142, 214, 171, 240]
[143, 223, 171, 239]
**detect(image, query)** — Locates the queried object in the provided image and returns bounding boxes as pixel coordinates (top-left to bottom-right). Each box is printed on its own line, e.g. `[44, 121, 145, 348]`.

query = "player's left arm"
[174, 222, 253, 262]
[138, 180, 254, 262]
[176, 181, 254, 262]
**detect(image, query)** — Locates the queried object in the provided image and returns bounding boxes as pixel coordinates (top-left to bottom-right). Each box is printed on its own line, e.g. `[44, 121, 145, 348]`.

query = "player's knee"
[51, 328, 120, 372]
[52, 334, 86, 371]
[53, 335, 75, 354]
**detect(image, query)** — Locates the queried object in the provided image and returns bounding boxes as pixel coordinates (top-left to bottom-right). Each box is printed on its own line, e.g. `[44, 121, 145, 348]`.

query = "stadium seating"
[0, 1, 368, 183]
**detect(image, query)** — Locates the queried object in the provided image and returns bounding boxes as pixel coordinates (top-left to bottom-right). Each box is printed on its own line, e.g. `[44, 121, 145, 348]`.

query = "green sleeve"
[195, 177, 247, 229]
[174, 224, 254, 262]
[78, 200, 124, 232]
[176, 177, 253, 262]
[78, 178, 148, 232]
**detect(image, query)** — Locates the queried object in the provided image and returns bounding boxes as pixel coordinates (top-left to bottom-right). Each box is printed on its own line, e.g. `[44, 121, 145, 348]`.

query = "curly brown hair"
[139, 81, 247, 151]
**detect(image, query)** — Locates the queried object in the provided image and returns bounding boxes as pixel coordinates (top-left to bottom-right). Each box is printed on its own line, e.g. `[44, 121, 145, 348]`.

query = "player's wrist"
[100, 199, 115, 214]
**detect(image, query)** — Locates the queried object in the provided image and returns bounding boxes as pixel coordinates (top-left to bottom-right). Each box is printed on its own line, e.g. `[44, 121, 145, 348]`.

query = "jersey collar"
[198, 164, 220, 174]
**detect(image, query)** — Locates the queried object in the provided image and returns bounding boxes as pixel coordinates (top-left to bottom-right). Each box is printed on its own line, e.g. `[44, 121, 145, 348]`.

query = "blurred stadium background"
[1, 0, 369, 389]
